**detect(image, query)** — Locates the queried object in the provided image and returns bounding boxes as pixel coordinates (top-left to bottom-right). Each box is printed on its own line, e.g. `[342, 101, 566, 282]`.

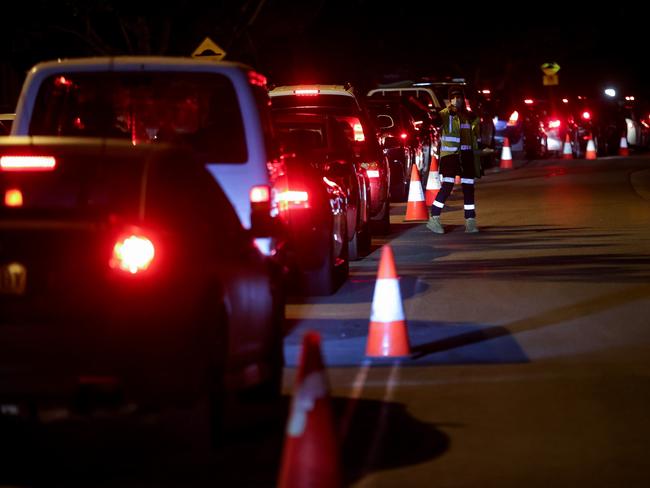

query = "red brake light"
[366, 169, 380, 178]
[277, 190, 309, 210]
[55, 76, 73, 87]
[581, 111, 591, 120]
[250, 185, 271, 203]
[4, 188, 23, 207]
[0, 156, 57, 171]
[248, 71, 267, 87]
[548, 119, 561, 129]
[353, 122, 365, 142]
[400, 132, 408, 140]
[294, 89, 319, 96]
[110, 234, 155, 274]
[524, 99, 534, 105]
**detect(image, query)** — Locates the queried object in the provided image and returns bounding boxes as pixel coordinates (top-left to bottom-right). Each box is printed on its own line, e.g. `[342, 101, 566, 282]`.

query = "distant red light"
[294, 89, 319, 95]
[548, 119, 561, 129]
[54, 76, 73, 87]
[250, 185, 270, 203]
[524, 99, 534, 105]
[4, 188, 23, 207]
[581, 111, 591, 120]
[400, 132, 408, 140]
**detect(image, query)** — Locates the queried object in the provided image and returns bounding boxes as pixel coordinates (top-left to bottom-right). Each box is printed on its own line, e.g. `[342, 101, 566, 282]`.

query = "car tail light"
[366, 169, 380, 178]
[507, 111, 519, 126]
[353, 122, 365, 142]
[110, 234, 155, 274]
[0, 156, 57, 171]
[277, 190, 309, 210]
[248, 70, 267, 87]
[400, 132, 408, 140]
[294, 88, 319, 95]
[524, 99, 534, 105]
[250, 185, 270, 203]
[581, 111, 591, 120]
[4, 188, 23, 207]
[548, 119, 561, 129]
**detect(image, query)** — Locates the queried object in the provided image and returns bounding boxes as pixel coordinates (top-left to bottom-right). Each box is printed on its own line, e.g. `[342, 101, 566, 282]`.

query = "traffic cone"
[366, 245, 410, 357]
[499, 137, 513, 169]
[404, 164, 429, 221]
[562, 134, 573, 159]
[278, 331, 342, 488]
[619, 136, 629, 156]
[585, 136, 597, 160]
[424, 155, 440, 206]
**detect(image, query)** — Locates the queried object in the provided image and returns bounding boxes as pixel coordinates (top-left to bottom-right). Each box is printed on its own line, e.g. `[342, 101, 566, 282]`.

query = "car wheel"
[306, 221, 345, 295]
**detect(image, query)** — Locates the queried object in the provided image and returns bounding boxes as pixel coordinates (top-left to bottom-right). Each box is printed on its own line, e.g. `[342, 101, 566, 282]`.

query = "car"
[0, 137, 285, 445]
[10, 57, 286, 260]
[273, 110, 370, 263]
[365, 98, 425, 201]
[269, 84, 392, 234]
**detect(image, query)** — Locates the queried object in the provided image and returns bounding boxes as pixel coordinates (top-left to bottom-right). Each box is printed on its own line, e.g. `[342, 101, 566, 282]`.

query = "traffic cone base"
[585, 138, 597, 160]
[366, 245, 410, 358]
[500, 136, 513, 169]
[278, 332, 342, 488]
[366, 321, 410, 357]
[405, 164, 429, 221]
[619, 136, 629, 156]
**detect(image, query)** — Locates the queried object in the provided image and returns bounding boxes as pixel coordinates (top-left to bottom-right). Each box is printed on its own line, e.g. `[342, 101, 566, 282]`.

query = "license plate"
[0, 262, 27, 295]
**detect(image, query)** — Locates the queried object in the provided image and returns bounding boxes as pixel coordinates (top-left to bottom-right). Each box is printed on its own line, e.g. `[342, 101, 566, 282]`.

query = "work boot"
[465, 218, 479, 233]
[426, 216, 444, 234]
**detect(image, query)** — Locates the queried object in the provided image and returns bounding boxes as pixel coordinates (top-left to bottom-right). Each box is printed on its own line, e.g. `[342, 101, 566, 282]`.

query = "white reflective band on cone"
[460, 178, 474, 184]
[370, 278, 405, 322]
[442, 177, 455, 183]
[286, 371, 328, 437]
[407, 178, 425, 202]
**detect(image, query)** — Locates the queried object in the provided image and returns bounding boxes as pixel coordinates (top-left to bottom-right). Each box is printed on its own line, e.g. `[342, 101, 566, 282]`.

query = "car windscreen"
[29, 72, 248, 162]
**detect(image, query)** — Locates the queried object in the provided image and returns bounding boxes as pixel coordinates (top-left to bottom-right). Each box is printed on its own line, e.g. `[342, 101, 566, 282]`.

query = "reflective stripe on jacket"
[439, 107, 480, 158]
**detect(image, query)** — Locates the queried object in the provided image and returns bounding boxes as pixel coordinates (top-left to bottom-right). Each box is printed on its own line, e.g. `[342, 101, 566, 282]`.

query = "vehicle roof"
[269, 85, 356, 97]
[27, 56, 254, 74]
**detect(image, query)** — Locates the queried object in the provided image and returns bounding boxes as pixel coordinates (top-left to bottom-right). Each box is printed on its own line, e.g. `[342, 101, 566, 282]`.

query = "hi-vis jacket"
[439, 107, 480, 159]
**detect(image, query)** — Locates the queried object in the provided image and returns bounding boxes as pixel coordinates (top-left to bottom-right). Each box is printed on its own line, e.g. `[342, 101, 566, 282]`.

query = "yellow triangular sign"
[192, 37, 226, 61]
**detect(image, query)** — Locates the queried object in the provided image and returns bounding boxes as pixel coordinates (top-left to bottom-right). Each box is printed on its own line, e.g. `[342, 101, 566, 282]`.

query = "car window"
[30, 72, 248, 162]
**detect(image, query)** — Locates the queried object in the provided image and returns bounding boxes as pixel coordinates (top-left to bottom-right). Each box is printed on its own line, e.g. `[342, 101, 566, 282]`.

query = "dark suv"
[269, 85, 391, 234]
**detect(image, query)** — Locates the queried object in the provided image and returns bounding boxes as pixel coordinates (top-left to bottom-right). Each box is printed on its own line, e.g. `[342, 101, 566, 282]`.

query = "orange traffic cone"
[585, 136, 597, 160]
[562, 134, 573, 159]
[499, 137, 513, 169]
[366, 245, 410, 357]
[278, 331, 342, 488]
[404, 164, 429, 221]
[619, 136, 629, 156]
[424, 156, 441, 206]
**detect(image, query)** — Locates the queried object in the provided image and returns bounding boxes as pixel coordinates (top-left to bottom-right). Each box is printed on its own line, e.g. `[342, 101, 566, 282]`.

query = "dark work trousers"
[430, 151, 476, 219]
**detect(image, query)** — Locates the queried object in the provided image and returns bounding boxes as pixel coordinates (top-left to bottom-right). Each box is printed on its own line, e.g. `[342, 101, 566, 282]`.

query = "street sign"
[540, 62, 560, 76]
[543, 74, 559, 86]
[192, 37, 227, 61]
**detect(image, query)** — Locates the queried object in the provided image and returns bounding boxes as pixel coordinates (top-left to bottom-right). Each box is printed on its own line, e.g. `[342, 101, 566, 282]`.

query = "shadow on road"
[0, 395, 448, 487]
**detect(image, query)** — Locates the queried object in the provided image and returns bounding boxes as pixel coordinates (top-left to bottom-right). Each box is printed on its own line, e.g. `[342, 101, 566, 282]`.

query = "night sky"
[1, 1, 646, 110]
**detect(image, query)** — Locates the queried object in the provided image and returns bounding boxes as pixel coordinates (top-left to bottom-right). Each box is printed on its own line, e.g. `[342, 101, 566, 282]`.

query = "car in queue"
[0, 137, 285, 446]
[269, 85, 392, 234]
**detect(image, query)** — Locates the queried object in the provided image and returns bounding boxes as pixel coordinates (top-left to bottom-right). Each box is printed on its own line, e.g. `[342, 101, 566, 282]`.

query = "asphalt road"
[2, 154, 649, 487]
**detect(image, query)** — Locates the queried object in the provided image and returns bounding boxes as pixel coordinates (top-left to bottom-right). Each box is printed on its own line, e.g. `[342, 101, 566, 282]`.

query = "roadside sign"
[192, 37, 227, 61]
[543, 74, 559, 86]
[540, 62, 560, 76]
